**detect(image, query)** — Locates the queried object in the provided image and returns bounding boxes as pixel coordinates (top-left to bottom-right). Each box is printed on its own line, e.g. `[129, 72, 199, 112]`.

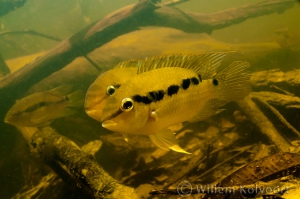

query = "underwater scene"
[1, 0, 300, 198]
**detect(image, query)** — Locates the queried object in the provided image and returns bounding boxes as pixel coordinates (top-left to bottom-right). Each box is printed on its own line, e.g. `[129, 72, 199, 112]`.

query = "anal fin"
[149, 129, 191, 154]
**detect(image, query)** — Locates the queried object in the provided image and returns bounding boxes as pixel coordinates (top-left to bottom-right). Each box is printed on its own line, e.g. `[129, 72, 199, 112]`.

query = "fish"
[84, 59, 143, 122]
[100, 53, 251, 154]
[5, 85, 84, 127]
[84, 53, 228, 121]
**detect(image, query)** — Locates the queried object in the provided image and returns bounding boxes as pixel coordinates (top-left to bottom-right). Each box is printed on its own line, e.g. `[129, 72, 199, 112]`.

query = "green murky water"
[0, 0, 300, 198]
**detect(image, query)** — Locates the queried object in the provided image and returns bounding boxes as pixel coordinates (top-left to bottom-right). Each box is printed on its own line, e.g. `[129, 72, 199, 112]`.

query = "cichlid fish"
[5, 85, 84, 127]
[101, 53, 251, 154]
[84, 59, 143, 122]
[85, 53, 228, 121]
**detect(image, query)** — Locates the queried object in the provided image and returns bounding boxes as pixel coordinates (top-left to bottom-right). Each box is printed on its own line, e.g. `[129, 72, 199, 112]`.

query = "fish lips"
[102, 120, 117, 129]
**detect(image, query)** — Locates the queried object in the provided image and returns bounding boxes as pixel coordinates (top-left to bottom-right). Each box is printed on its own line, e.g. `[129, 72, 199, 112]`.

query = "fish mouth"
[102, 120, 117, 129]
[4, 115, 12, 124]
[4, 118, 10, 124]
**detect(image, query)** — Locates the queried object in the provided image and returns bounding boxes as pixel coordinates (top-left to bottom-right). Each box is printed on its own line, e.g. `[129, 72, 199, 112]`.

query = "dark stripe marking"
[103, 109, 123, 121]
[24, 100, 64, 113]
[113, 84, 121, 89]
[132, 95, 152, 104]
[213, 78, 218, 86]
[191, 77, 199, 85]
[167, 85, 180, 96]
[148, 90, 164, 102]
[182, 78, 190, 90]
[198, 74, 202, 82]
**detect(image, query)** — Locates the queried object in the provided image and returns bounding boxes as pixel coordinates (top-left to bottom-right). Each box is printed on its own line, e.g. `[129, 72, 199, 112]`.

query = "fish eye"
[106, 85, 116, 96]
[120, 98, 134, 112]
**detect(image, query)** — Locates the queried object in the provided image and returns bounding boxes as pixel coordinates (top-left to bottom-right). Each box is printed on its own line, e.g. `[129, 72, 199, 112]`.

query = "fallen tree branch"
[30, 127, 140, 199]
[251, 91, 300, 109]
[237, 96, 293, 152]
[251, 94, 300, 137]
[0, 30, 62, 41]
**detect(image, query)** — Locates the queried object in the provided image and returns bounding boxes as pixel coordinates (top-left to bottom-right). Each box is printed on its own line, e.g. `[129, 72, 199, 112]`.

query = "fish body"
[101, 55, 251, 153]
[101, 67, 213, 134]
[85, 53, 228, 122]
[5, 86, 84, 127]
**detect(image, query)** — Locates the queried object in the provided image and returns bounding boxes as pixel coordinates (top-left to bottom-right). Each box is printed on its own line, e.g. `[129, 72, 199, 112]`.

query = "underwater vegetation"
[0, 0, 300, 199]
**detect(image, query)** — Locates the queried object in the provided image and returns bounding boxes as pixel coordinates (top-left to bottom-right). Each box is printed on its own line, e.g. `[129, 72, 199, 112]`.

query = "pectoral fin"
[188, 99, 226, 123]
[30, 114, 49, 124]
[149, 129, 191, 154]
[122, 133, 129, 142]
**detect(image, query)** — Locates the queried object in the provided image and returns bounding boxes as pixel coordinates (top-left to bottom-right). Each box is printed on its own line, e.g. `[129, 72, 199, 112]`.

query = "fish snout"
[102, 120, 117, 129]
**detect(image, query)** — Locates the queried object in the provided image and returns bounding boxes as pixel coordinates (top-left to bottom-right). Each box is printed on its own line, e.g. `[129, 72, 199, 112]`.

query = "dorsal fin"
[137, 52, 230, 79]
[48, 85, 74, 96]
[114, 59, 144, 69]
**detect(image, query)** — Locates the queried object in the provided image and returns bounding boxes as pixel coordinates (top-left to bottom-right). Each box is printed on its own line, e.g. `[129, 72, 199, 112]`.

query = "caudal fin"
[214, 61, 251, 102]
[67, 90, 85, 107]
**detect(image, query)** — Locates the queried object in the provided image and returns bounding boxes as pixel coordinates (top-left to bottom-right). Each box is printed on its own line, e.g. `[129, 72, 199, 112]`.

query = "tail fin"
[67, 90, 85, 107]
[214, 61, 251, 101]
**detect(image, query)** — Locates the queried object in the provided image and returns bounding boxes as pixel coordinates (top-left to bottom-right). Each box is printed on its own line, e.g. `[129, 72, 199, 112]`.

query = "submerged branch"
[162, 0, 190, 7]
[237, 97, 293, 152]
[30, 127, 139, 199]
[251, 95, 300, 138]
[0, 30, 62, 41]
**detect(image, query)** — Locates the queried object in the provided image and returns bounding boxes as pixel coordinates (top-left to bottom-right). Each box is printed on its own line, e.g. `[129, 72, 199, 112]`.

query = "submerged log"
[237, 97, 293, 152]
[30, 127, 139, 199]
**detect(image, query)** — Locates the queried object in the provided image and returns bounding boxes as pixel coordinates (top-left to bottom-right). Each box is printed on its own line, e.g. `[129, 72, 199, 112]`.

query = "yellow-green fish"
[5, 86, 84, 127]
[84, 59, 143, 122]
[101, 53, 251, 154]
[84, 53, 228, 121]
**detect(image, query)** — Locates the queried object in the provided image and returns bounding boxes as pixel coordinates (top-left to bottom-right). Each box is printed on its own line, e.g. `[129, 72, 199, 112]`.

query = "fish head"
[5, 105, 30, 126]
[101, 94, 150, 134]
[84, 68, 137, 122]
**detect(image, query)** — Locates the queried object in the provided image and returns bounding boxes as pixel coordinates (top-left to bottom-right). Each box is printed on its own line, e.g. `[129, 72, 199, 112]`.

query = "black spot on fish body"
[39, 102, 46, 107]
[133, 95, 143, 102]
[25, 103, 41, 113]
[213, 78, 218, 86]
[148, 90, 164, 102]
[133, 95, 152, 104]
[191, 77, 199, 85]
[182, 78, 190, 90]
[167, 85, 180, 96]
[65, 96, 69, 101]
[114, 84, 121, 89]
